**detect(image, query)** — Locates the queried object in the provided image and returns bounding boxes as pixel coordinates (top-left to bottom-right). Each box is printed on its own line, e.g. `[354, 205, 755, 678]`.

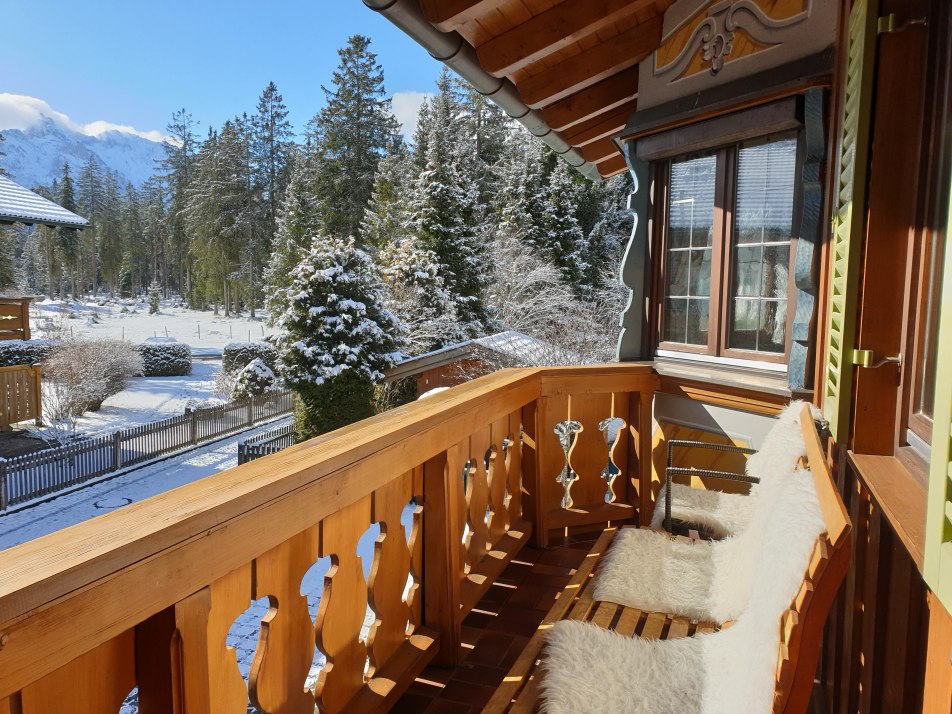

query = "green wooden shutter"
[924, 187, 952, 608]
[823, 0, 878, 442]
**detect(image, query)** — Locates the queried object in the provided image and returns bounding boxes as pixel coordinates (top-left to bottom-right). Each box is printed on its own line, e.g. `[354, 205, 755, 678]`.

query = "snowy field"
[29, 296, 281, 348]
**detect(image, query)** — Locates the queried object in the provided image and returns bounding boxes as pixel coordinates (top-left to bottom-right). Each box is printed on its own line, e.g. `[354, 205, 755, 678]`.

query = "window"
[658, 134, 800, 366]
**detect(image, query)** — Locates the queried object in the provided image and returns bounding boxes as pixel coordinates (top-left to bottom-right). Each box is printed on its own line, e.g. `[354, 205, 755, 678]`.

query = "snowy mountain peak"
[0, 94, 170, 189]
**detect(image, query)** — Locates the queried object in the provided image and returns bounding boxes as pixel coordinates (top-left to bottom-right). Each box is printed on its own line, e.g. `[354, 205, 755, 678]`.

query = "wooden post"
[19, 299, 30, 341]
[423, 449, 463, 667]
[246, 397, 254, 428]
[188, 409, 197, 445]
[32, 366, 42, 427]
[637, 389, 654, 526]
[135, 608, 177, 714]
[113, 431, 123, 470]
[521, 400, 545, 548]
[0, 458, 8, 513]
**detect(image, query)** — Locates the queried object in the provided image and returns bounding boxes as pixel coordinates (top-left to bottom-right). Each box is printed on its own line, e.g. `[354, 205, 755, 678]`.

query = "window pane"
[728, 137, 797, 354]
[664, 155, 716, 346]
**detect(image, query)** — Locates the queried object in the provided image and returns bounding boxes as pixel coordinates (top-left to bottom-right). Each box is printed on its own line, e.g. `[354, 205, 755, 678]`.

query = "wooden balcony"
[0, 364, 658, 713]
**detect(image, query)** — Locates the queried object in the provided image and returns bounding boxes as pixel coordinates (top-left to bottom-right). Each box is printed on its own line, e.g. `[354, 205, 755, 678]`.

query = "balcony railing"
[0, 363, 658, 713]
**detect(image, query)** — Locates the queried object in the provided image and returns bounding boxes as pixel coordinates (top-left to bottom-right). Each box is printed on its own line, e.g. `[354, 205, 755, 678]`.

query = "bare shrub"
[44, 338, 144, 417]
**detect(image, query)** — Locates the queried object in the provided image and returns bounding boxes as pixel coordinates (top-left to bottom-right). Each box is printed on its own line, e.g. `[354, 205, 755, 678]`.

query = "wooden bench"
[484, 405, 852, 714]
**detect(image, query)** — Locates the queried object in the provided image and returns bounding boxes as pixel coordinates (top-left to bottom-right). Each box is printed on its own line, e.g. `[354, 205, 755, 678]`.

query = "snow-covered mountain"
[0, 95, 170, 189]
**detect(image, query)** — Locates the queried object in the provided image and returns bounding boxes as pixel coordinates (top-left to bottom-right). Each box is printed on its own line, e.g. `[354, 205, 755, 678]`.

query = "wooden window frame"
[654, 131, 803, 368]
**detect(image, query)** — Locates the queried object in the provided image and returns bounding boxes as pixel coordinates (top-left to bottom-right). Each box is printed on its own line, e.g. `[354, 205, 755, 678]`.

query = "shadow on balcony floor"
[392, 532, 601, 713]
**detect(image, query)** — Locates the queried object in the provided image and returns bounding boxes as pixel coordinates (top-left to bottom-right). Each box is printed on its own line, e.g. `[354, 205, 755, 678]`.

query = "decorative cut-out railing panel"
[0, 364, 658, 712]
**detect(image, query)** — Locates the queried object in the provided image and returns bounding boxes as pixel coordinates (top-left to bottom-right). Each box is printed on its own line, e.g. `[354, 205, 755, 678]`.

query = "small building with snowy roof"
[385, 330, 568, 395]
[0, 174, 88, 229]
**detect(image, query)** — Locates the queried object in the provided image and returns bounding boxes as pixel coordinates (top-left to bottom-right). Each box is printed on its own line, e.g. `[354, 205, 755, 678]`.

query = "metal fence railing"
[0, 389, 295, 511]
[237, 421, 296, 465]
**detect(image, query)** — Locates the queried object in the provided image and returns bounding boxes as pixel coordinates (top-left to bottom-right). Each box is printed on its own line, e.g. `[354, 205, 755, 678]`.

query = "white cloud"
[0, 93, 169, 143]
[391, 91, 430, 140]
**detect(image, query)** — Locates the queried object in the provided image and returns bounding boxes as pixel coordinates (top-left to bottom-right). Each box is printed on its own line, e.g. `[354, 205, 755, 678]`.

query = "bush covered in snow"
[232, 358, 278, 400]
[0, 339, 56, 367]
[45, 338, 144, 415]
[223, 341, 279, 375]
[277, 234, 402, 439]
[137, 342, 192, 377]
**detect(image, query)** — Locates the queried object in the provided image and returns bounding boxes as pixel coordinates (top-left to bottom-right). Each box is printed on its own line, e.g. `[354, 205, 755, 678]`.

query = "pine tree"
[98, 171, 124, 292]
[406, 70, 488, 333]
[148, 280, 161, 314]
[360, 136, 411, 248]
[543, 160, 587, 292]
[77, 157, 104, 294]
[0, 225, 17, 290]
[306, 35, 400, 239]
[159, 109, 199, 297]
[380, 237, 462, 354]
[57, 162, 80, 297]
[252, 81, 294, 238]
[121, 183, 144, 294]
[277, 234, 402, 439]
[264, 153, 320, 323]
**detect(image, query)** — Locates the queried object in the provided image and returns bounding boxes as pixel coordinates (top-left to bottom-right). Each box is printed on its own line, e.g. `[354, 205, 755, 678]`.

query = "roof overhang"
[364, 0, 672, 180]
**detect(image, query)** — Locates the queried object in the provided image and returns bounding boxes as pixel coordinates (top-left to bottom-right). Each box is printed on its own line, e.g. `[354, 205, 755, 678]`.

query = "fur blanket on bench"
[649, 401, 819, 538]
[540, 468, 825, 713]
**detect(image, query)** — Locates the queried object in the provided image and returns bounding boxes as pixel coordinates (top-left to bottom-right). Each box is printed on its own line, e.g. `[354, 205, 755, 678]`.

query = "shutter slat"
[822, 0, 879, 441]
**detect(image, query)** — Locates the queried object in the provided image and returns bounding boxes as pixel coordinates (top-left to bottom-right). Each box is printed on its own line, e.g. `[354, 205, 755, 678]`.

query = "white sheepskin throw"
[594, 465, 788, 624]
[650, 400, 820, 537]
[540, 469, 825, 714]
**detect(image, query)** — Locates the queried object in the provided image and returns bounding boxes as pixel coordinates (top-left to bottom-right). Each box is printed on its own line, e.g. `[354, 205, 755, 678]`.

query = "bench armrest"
[663, 440, 758, 533]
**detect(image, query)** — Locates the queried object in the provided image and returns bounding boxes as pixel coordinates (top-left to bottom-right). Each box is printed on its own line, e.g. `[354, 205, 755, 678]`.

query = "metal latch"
[878, 13, 927, 34]
[852, 349, 902, 369]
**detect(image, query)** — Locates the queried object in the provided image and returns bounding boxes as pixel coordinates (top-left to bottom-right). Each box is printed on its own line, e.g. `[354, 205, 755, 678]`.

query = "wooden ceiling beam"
[581, 137, 621, 164]
[477, 0, 657, 77]
[541, 67, 639, 131]
[516, 16, 662, 108]
[420, 0, 497, 32]
[595, 154, 629, 178]
[563, 102, 635, 147]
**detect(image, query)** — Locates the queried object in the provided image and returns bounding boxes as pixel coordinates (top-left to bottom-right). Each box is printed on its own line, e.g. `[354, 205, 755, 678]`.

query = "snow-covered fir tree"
[406, 69, 489, 334]
[542, 159, 588, 293]
[277, 234, 402, 438]
[360, 137, 412, 249]
[264, 153, 320, 323]
[379, 236, 462, 354]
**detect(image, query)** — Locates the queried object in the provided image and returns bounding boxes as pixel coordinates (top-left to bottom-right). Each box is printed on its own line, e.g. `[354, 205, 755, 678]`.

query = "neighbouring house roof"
[0, 174, 89, 229]
[385, 330, 557, 381]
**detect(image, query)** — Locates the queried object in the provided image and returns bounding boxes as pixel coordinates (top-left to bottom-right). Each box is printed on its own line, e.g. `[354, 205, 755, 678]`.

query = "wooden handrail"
[0, 363, 658, 709]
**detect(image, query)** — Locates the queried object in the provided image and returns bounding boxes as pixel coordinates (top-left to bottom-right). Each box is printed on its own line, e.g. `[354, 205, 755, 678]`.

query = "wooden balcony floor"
[392, 532, 602, 713]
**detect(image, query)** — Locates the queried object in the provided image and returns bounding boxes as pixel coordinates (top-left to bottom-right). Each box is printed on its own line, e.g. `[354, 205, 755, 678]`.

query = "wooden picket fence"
[0, 389, 295, 511]
[237, 421, 296, 464]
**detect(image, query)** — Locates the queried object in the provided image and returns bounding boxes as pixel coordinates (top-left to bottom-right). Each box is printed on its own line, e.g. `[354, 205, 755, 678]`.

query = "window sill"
[847, 451, 927, 574]
[653, 356, 795, 414]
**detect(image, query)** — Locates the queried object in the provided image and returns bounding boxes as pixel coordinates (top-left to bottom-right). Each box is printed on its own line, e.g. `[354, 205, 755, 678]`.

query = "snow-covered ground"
[72, 360, 226, 436]
[30, 296, 280, 348]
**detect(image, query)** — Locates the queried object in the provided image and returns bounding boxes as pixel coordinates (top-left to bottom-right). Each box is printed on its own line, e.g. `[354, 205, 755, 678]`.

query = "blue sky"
[0, 1, 442, 140]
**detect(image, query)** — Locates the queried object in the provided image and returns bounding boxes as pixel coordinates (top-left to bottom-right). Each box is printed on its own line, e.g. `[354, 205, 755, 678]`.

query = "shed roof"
[0, 174, 89, 229]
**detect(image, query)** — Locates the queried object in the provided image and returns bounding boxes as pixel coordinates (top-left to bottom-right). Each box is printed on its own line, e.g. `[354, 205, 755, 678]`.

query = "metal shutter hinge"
[878, 14, 927, 35]
[851, 349, 902, 368]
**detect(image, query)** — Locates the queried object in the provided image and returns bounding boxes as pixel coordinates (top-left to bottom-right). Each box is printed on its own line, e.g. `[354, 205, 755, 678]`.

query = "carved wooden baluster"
[249, 527, 319, 714]
[506, 409, 523, 528]
[460, 455, 476, 575]
[467, 428, 492, 567]
[367, 472, 413, 677]
[610, 392, 631, 504]
[314, 496, 371, 713]
[567, 393, 614, 508]
[406, 494, 424, 631]
[488, 416, 510, 544]
[175, 563, 253, 713]
[554, 420, 582, 509]
[598, 417, 627, 503]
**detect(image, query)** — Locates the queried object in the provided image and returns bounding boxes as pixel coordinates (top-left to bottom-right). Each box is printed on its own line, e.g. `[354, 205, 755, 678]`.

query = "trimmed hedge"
[223, 341, 278, 374]
[0, 339, 56, 367]
[137, 342, 192, 377]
